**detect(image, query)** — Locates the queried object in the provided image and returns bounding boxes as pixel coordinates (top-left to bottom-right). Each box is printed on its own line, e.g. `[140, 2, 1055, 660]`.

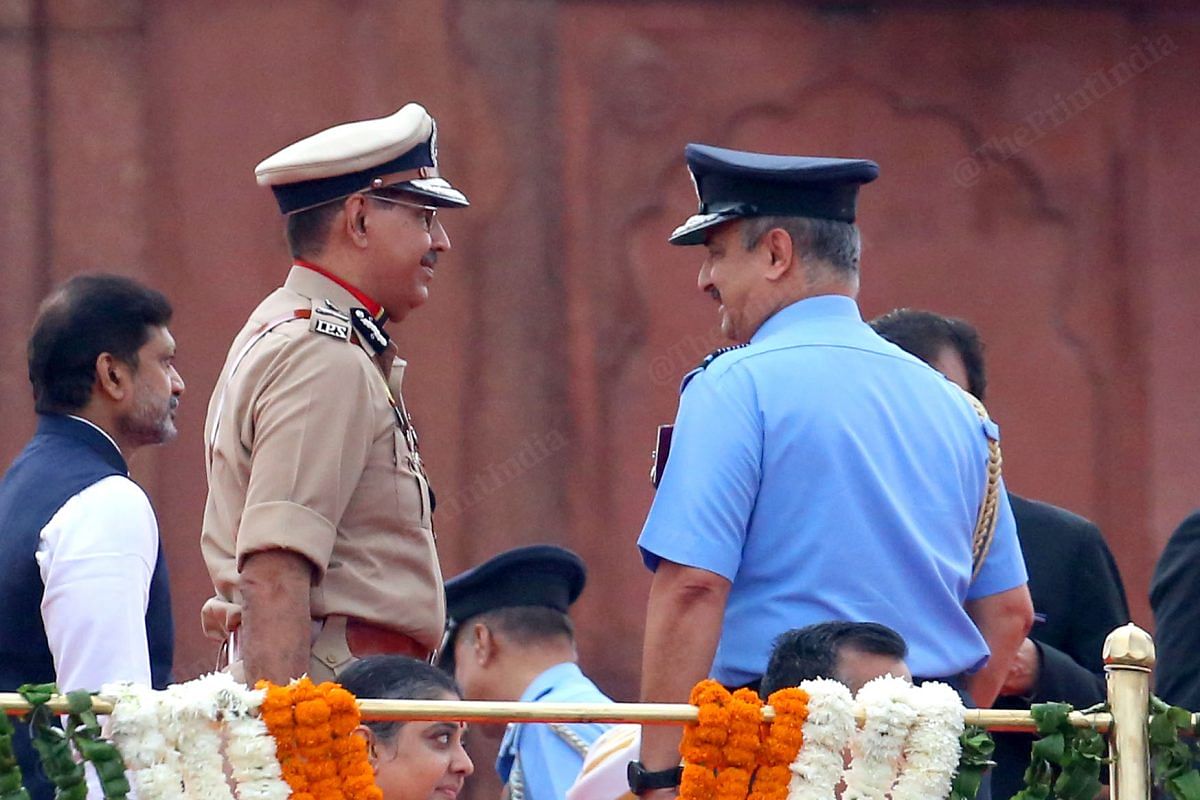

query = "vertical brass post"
[1104, 623, 1156, 800]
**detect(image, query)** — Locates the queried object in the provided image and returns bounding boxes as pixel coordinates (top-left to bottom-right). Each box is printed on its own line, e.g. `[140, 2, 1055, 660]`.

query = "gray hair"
[739, 216, 862, 279]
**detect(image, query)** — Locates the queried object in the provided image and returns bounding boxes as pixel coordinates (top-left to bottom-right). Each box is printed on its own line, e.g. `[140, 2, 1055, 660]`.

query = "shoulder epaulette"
[701, 343, 749, 369]
[679, 343, 750, 394]
[308, 299, 352, 341]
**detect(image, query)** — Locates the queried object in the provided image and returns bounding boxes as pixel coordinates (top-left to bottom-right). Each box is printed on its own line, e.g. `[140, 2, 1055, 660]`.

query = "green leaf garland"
[1149, 696, 1200, 800]
[950, 724, 995, 800]
[0, 710, 31, 800]
[1011, 702, 1105, 800]
[16, 684, 129, 800]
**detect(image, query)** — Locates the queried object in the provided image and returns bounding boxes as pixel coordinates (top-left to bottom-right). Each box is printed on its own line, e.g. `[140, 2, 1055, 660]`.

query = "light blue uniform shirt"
[497, 662, 611, 800]
[638, 295, 1026, 686]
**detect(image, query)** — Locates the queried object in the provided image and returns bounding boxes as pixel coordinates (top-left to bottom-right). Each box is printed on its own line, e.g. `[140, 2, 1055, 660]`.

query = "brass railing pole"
[0, 694, 1111, 730]
[1104, 623, 1156, 800]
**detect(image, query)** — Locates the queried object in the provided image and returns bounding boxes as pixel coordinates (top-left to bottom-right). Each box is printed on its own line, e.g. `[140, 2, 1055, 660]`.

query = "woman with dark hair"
[339, 656, 474, 800]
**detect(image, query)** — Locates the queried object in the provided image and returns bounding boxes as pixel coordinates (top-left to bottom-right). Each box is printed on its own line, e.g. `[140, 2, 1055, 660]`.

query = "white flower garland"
[103, 674, 289, 800]
[214, 675, 291, 800]
[787, 678, 856, 800]
[104, 681, 185, 800]
[841, 675, 920, 800]
[167, 675, 235, 800]
[890, 682, 965, 800]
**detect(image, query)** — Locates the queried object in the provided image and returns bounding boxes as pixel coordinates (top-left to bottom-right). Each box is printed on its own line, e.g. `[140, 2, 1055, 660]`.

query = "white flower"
[103, 673, 289, 800]
[891, 682, 965, 800]
[842, 676, 920, 800]
[104, 682, 185, 800]
[219, 680, 290, 800]
[787, 678, 856, 800]
[165, 676, 234, 800]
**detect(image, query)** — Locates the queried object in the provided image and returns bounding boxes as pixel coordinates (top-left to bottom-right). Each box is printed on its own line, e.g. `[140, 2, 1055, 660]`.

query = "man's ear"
[474, 623, 499, 666]
[762, 228, 795, 281]
[95, 353, 129, 401]
[343, 195, 369, 247]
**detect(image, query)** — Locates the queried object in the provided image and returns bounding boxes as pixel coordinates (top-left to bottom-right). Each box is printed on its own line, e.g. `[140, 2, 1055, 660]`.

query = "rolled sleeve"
[638, 365, 762, 581]
[236, 501, 337, 575]
[237, 336, 379, 579]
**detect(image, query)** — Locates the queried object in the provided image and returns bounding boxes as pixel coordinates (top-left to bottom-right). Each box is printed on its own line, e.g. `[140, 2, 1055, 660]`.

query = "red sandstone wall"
[3, 2, 1198, 790]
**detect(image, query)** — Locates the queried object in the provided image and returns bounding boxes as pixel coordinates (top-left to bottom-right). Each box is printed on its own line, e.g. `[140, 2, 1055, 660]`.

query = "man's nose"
[432, 218, 451, 251]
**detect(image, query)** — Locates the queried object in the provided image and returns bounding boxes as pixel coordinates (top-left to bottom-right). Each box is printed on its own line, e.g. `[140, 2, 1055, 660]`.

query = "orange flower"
[682, 764, 718, 800]
[258, 678, 383, 800]
[747, 688, 809, 800]
[681, 681, 734, 800]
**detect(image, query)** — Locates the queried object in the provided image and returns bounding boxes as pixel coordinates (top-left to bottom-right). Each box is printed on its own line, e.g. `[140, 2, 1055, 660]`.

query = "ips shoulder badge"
[310, 301, 351, 341]
[350, 307, 391, 354]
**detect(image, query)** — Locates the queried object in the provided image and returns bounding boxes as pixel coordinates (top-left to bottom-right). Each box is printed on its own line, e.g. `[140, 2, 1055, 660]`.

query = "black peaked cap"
[444, 544, 587, 626]
[669, 143, 879, 245]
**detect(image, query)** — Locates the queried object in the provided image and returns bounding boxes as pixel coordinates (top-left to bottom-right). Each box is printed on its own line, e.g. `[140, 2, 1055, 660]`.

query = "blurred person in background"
[0, 274, 184, 800]
[441, 545, 611, 800]
[871, 307, 1129, 800]
[340, 655, 474, 800]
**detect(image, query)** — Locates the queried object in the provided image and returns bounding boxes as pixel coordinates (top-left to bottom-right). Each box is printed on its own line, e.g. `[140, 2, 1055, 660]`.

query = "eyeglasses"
[364, 193, 438, 232]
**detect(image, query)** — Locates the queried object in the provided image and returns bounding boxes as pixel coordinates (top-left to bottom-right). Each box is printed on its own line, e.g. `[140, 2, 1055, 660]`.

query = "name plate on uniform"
[650, 424, 674, 489]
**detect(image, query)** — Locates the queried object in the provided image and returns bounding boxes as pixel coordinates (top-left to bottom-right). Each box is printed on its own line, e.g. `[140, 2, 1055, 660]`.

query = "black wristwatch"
[627, 761, 683, 794]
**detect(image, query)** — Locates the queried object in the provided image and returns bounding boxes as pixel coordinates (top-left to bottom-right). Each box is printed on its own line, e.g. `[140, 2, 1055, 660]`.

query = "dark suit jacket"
[991, 494, 1130, 800]
[1151, 510, 1200, 710]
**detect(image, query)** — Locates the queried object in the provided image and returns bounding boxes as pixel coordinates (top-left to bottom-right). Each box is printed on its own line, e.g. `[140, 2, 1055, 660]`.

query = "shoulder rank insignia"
[350, 307, 391, 355]
[309, 300, 351, 340]
[680, 343, 749, 394]
[702, 343, 749, 368]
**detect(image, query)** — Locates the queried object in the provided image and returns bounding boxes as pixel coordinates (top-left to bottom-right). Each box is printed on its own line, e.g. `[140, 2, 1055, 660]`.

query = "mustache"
[169, 396, 180, 411]
[709, 287, 721, 302]
[421, 252, 438, 269]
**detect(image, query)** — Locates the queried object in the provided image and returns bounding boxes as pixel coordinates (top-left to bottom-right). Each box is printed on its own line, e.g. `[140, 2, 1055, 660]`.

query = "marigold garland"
[749, 688, 809, 800]
[256, 677, 383, 800]
[718, 688, 764, 800]
[680, 680, 732, 800]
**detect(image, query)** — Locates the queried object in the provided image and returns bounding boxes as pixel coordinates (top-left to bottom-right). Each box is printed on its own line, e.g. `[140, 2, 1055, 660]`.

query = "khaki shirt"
[200, 266, 444, 651]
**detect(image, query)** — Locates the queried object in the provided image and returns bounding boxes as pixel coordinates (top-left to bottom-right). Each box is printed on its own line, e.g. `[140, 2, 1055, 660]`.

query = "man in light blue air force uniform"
[440, 546, 611, 800]
[628, 144, 1034, 796]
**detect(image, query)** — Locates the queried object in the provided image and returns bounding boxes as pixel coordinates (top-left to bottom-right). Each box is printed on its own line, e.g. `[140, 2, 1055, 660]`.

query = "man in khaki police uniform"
[200, 103, 469, 685]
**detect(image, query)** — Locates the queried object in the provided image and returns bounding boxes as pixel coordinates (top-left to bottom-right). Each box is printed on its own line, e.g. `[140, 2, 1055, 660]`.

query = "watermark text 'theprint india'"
[435, 429, 568, 519]
[953, 34, 1177, 188]
[648, 292, 794, 386]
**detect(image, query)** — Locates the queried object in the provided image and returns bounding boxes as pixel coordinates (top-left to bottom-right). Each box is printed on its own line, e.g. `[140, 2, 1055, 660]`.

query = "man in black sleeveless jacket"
[0, 274, 184, 799]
